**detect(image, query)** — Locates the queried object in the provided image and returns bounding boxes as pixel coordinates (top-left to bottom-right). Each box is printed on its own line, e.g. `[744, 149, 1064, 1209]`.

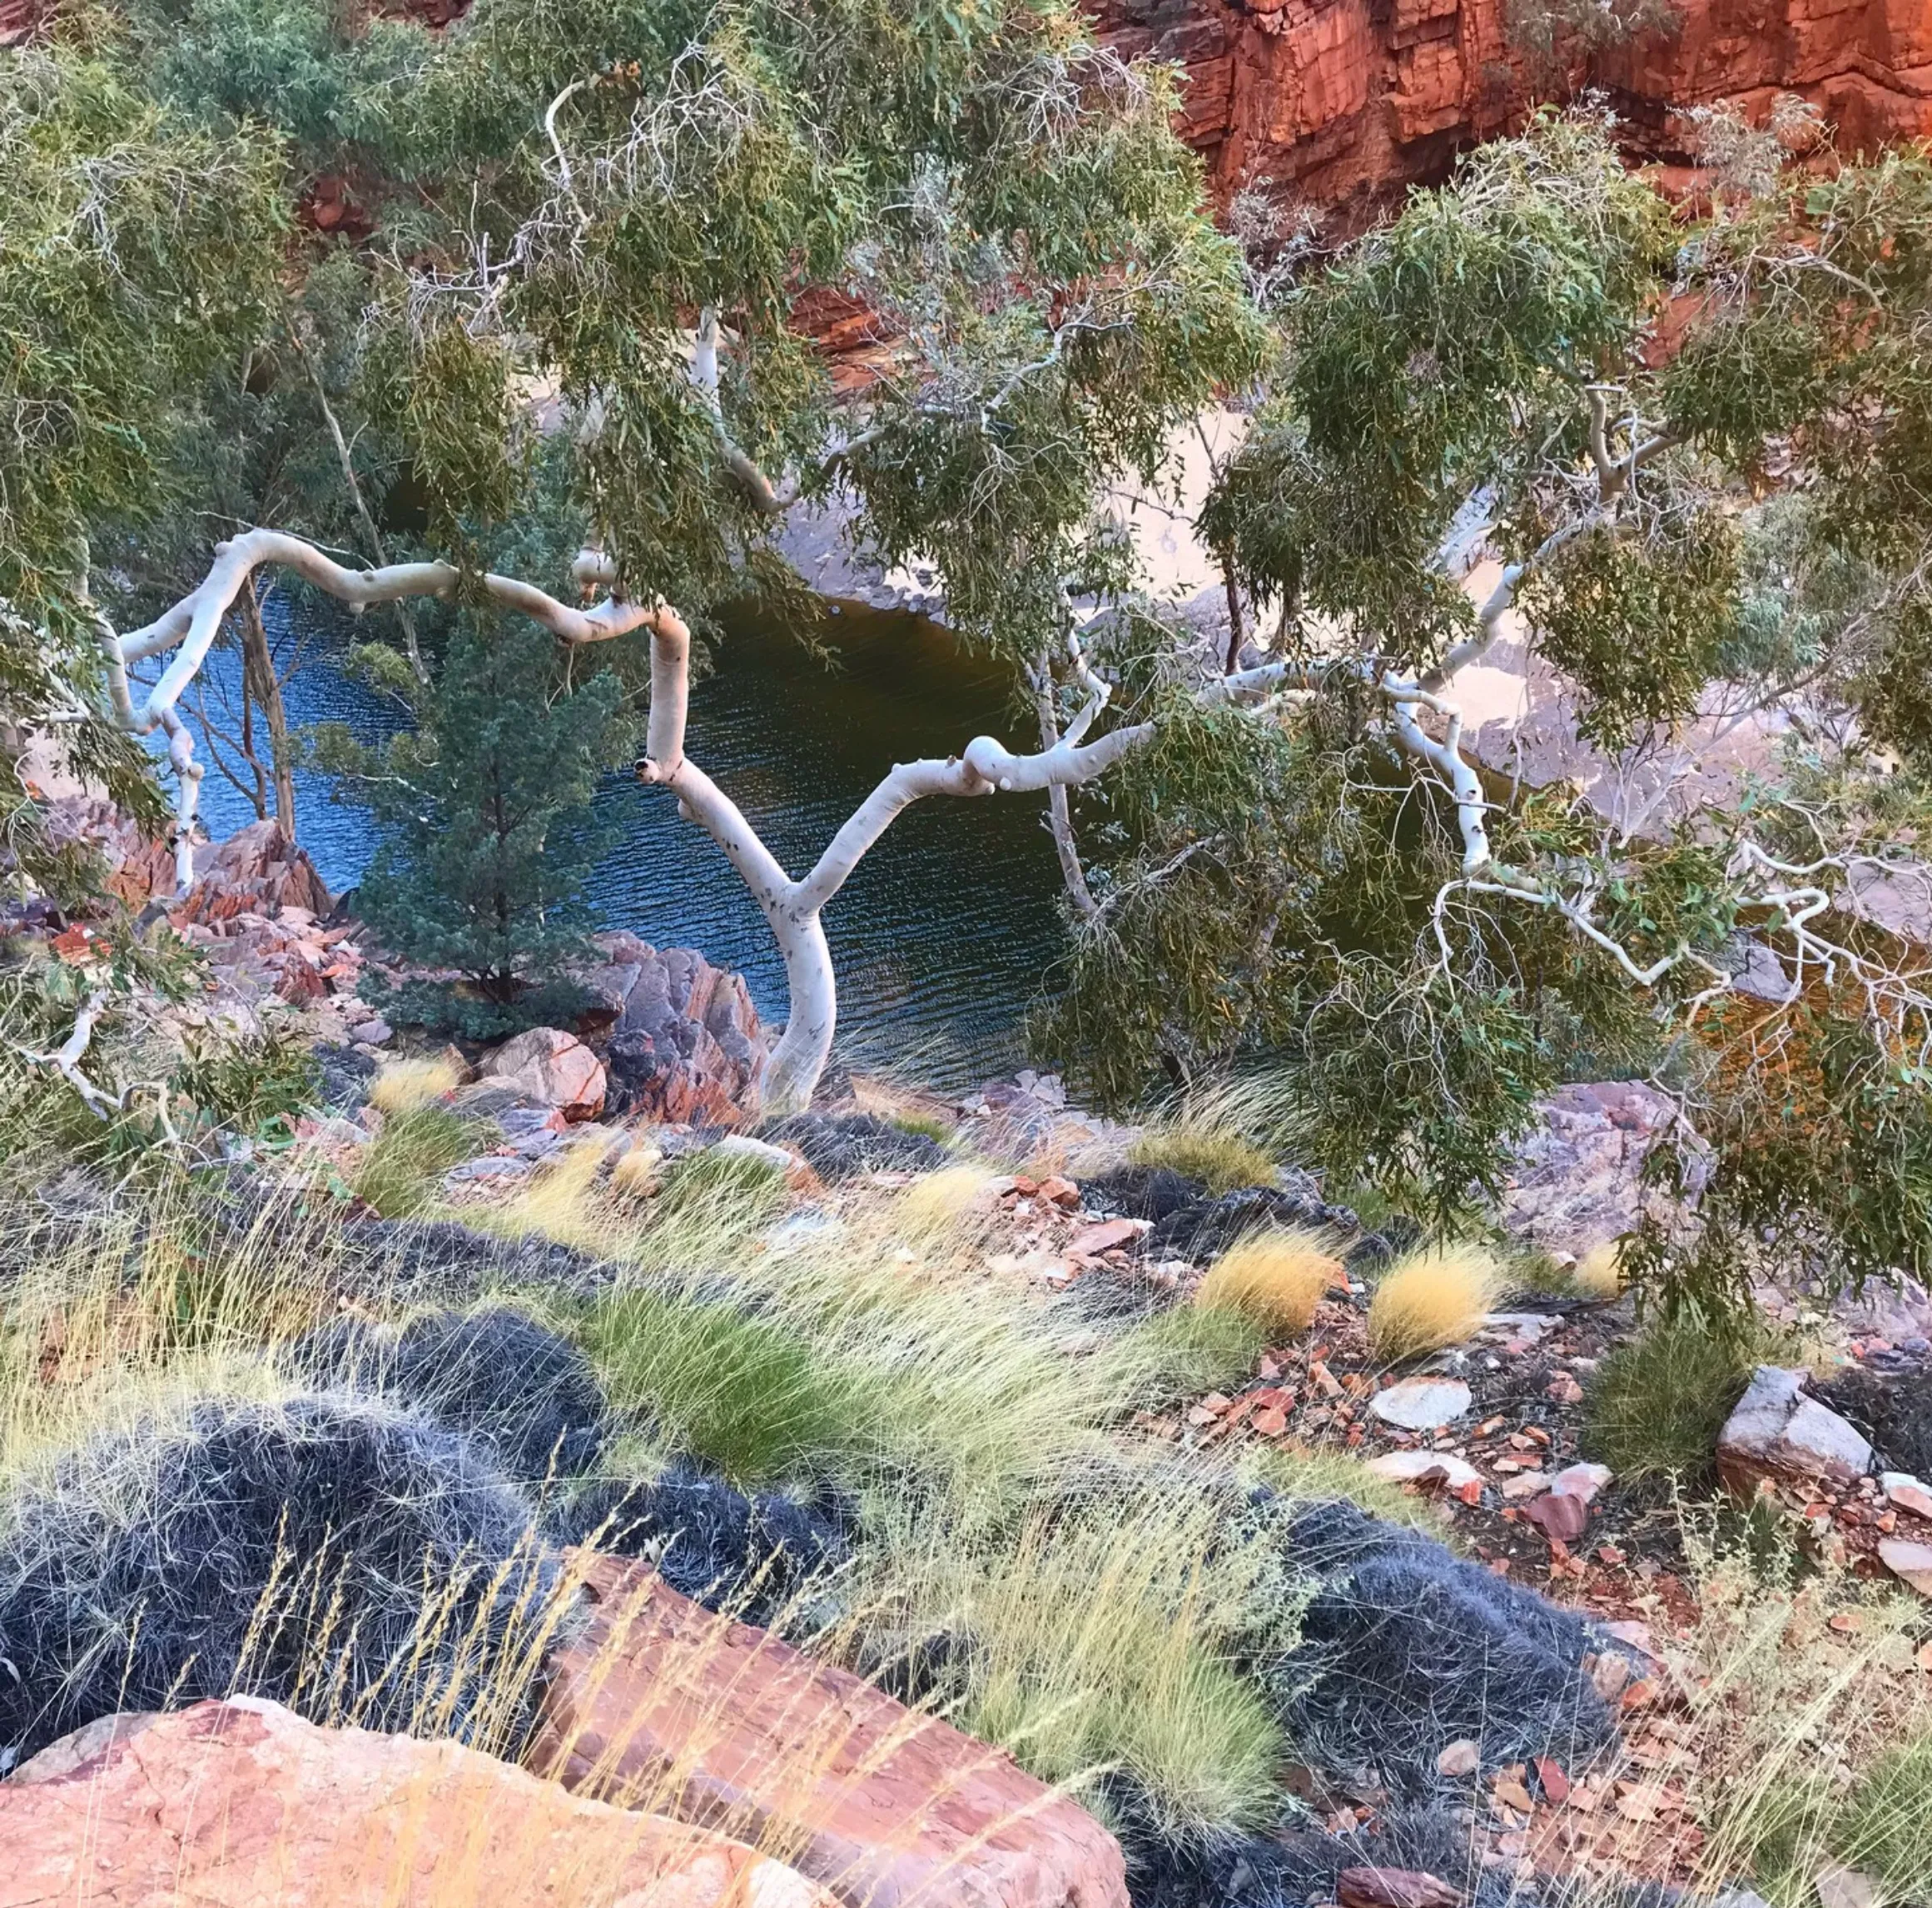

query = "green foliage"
[0, 27, 286, 877]
[582, 1289, 870, 1488]
[1105, 1306, 1266, 1405]
[168, 1016, 320, 1144]
[330, 612, 621, 1021]
[1521, 510, 1742, 748]
[1129, 1127, 1277, 1196]
[1835, 1729, 1932, 1903]
[351, 1105, 479, 1217]
[1581, 1313, 1761, 1480]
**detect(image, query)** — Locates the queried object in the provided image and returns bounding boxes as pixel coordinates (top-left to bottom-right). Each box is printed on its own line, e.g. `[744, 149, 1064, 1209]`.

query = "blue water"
[137, 594, 1065, 1084]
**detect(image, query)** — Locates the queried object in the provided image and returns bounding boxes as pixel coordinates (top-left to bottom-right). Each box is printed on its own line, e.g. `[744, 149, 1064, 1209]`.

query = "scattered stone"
[1881, 1472, 1932, 1521]
[1037, 1175, 1081, 1210]
[1547, 1462, 1612, 1507]
[347, 1016, 392, 1046]
[537, 1553, 1130, 1908]
[1369, 1379, 1473, 1432]
[480, 1027, 607, 1123]
[0, 1697, 834, 1908]
[1335, 1867, 1462, 1908]
[1483, 1313, 1557, 1344]
[1878, 1538, 1932, 1597]
[1434, 1739, 1480, 1779]
[1366, 1449, 1483, 1492]
[1520, 1492, 1589, 1545]
[1065, 1219, 1149, 1260]
[1717, 1367, 1875, 1493]
[712, 1134, 806, 1177]
[1813, 1865, 1881, 1908]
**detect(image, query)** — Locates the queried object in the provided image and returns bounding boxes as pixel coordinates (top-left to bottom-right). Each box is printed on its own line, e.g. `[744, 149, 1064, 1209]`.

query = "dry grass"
[1129, 1126, 1277, 1197]
[368, 1056, 466, 1116]
[1195, 1230, 1343, 1338]
[1663, 1518, 1932, 1905]
[1365, 1243, 1500, 1361]
[1572, 1239, 1628, 1300]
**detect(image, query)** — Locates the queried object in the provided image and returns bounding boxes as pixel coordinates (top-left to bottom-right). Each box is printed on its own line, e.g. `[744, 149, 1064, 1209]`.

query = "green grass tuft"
[353, 1106, 479, 1219]
[1582, 1313, 1761, 1481]
[1129, 1127, 1278, 1197]
[1837, 1729, 1932, 1901]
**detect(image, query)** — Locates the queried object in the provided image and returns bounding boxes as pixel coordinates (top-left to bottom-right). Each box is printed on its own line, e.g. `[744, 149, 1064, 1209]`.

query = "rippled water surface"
[157, 596, 1065, 1085]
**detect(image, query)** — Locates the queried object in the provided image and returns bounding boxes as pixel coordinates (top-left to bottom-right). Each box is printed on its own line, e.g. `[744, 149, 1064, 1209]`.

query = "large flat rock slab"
[0, 1695, 831, 1908]
[536, 1552, 1129, 1908]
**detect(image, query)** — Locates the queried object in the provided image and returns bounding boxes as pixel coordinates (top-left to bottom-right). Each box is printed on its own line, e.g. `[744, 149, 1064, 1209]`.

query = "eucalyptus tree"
[10, 0, 1264, 1109]
[1044, 105, 1932, 1304]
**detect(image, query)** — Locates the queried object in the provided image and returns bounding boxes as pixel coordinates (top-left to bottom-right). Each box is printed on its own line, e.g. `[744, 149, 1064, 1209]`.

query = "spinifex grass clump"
[1582, 1312, 1761, 1481]
[291, 1305, 610, 1488]
[1196, 1230, 1342, 1338]
[0, 1394, 559, 1768]
[354, 1104, 479, 1218]
[1365, 1244, 1501, 1361]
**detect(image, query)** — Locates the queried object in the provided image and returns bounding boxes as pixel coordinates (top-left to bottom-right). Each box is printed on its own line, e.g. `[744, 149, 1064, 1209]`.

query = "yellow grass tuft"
[368, 1056, 464, 1116]
[1366, 1243, 1501, 1362]
[607, 1141, 664, 1202]
[1572, 1239, 1628, 1300]
[1129, 1127, 1277, 1197]
[1194, 1230, 1341, 1338]
[896, 1164, 998, 1235]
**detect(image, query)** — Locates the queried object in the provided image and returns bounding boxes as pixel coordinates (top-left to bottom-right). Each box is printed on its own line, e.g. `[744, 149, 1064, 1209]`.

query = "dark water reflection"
[152, 594, 1065, 1086]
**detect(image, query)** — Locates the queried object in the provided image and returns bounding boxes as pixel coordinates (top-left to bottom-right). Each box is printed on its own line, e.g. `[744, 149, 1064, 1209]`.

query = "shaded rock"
[757, 1111, 947, 1181]
[1145, 1184, 1359, 1263]
[31, 795, 176, 909]
[1881, 1472, 1932, 1521]
[1077, 1165, 1209, 1224]
[481, 1027, 607, 1122]
[1878, 1538, 1932, 1598]
[290, 1306, 609, 1488]
[1369, 1379, 1472, 1432]
[536, 1551, 1130, 1908]
[1809, 1364, 1932, 1479]
[589, 933, 769, 1125]
[0, 1697, 837, 1908]
[1718, 1367, 1875, 1493]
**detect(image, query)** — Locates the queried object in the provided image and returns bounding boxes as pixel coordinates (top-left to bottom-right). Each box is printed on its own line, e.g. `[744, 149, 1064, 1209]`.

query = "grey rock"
[1369, 1379, 1473, 1432]
[1718, 1366, 1875, 1489]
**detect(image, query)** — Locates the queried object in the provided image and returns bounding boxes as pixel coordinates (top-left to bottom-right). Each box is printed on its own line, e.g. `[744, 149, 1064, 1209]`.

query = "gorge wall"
[1087, 0, 1932, 216]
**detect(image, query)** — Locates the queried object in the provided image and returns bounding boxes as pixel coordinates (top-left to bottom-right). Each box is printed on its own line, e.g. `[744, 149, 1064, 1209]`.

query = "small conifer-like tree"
[334, 614, 621, 1036]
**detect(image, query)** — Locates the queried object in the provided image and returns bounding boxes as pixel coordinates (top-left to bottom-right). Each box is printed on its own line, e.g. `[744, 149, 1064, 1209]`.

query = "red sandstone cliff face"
[1089, 0, 1932, 214]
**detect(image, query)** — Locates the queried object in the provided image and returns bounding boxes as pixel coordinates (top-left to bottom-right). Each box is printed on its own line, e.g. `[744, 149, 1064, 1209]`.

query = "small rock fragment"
[1881, 1472, 1932, 1521]
[1335, 1869, 1462, 1908]
[1435, 1740, 1480, 1780]
[1369, 1378, 1473, 1432]
[1368, 1449, 1483, 1492]
[1878, 1538, 1932, 1597]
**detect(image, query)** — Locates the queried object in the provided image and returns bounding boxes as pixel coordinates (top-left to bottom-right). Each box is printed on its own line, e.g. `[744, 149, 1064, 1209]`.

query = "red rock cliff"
[1089, 0, 1932, 214]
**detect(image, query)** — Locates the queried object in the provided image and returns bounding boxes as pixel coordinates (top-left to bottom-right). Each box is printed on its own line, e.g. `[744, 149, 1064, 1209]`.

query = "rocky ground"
[7, 806, 1930, 1908]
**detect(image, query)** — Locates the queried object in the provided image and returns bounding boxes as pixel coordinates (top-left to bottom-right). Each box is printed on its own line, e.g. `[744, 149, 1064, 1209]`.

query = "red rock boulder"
[0, 1696, 840, 1908]
[174, 817, 334, 924]
[535, 1553, 1130, 1908]
[584, 932, 770, 1125]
